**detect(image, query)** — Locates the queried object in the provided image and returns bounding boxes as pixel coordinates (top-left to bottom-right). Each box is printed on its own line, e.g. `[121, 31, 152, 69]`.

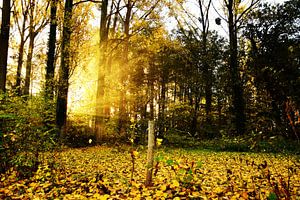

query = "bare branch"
[198, 0, 212, 34]
[235, 0, 260, 26]
[205, 0, 212, 33]
[138, 0, 160, 20]
[73, 0, 101, 7]
[212, 1, 228, 23]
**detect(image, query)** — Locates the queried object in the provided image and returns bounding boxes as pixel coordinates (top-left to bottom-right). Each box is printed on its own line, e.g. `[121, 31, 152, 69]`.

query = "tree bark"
[45, 0, 58, 99]
[56, 0, 73, 136]
[118, 0, 133, 135]
[24, 0, 36, 96]
[0, 0, 11, 93]
[145, 120, 154, 186]
[24, 30, 35, 96]
[198, 0, 212, 123]
[95, 0, 108, 142]
[227, 0, 246, 135]
[15, 19, 27, 95]
[158, 64, 168, 138]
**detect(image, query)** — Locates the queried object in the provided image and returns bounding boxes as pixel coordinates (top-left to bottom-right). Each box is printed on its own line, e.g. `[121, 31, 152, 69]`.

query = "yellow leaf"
[156, 138, 163, 146]
[215, 186, 223, 194]
[29, 182, 38, 188]
[93, 193, 109, 199]
[170, 180, 180, 188]
[46, 172, 51, 177]
[192, 191, 200, 197]
[132, 150, 139, 157]
[160, 184, 167, 191]
[156, 190, 164, 197]
[93, 193, 101, 198]
[3, 189, 10, 194]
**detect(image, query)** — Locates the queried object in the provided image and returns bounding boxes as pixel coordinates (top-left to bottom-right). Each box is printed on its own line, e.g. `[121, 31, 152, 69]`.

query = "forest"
[0, 0, 300, 199]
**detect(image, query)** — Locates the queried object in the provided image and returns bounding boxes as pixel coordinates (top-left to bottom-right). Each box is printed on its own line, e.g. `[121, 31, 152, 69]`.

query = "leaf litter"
[1, 146, 300, 199]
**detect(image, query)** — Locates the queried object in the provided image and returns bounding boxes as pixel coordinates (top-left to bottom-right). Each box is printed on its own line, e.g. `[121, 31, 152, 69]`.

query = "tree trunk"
[95, 0, 108, 142]
[24, 0, 36, 96]
[228, 0, 246, 135]
[24, 31, 35, 96]
[45, 0, 58, 99]
[148, 61, 155, 121]
[118, 0, 133, 135]
[203, 35, 212, 124]
[191, 97, 200, 136]
[158, 67, 167, 138]
[15, 18, 27, 95]
[199, 0, 213, 123]
[0, 0, 11, 93]
[145, 120, 155, 186]
[56, 0, 73, 136]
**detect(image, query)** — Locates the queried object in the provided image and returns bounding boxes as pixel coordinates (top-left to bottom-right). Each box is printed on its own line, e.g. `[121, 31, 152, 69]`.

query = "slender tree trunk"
[217, 96, 222, 128]
[203, 35, 212, 123]
[118, 0, 133, 135]
[15, 18, 27, 95]
[24, 0, 36, 96]
[95, 0, 108, 142]
[191, 97, 200, 136]
[173, 79, 177, 102]
[199, 0, 213, 123]
[102, 0, 120, 118]
[45, 0, 58, 99]
[158, 67, 167, 138]
[24, 31, 35, 96]
[0, 0, 11, 93]
[149, 79, 154, 121]
[228, 0, 246, 135]
[56, 0, 73, 136]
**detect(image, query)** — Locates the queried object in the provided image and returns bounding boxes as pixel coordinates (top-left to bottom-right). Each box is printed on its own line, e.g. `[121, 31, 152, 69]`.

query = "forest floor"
[1, 145, 300, 199]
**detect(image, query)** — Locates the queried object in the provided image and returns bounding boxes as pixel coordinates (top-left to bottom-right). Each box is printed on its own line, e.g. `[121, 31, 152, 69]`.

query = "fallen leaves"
[0, 146, 300, 199]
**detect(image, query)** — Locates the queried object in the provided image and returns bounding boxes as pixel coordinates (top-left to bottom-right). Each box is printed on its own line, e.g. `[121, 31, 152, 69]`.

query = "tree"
[198, 0, 213, 123]
[13, 0, 30, 95]
[117, 0, 135, 135]
[56, 0, 96, 136]
[24, 0, 49, 96]
[94, 0, 162, 137]
[243, 0, 300, 138]
[56, 0, 73, 136]
[45, 0, 58, 99]
[0, 0, 11, 93]
[95, 0, 109, 142]
[221, 0, 259, 135]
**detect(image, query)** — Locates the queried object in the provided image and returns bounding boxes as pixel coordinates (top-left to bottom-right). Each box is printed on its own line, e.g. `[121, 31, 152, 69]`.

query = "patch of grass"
[164, 132, 300, 154]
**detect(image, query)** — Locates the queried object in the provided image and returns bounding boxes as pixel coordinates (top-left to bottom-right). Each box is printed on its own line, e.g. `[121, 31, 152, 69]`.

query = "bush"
[0, 94, 57, 176]
[63, 117, 96, 148]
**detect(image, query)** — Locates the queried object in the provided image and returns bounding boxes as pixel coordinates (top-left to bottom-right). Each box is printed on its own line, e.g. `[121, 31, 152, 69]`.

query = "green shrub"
[0, 94, 57, 176]
[63, 118, 96, 148]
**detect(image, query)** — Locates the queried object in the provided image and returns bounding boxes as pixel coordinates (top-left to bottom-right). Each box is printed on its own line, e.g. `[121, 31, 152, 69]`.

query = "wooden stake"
[145, 120, 154, 186]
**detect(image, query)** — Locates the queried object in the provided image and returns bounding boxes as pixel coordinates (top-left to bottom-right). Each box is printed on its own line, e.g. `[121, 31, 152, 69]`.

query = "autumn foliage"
[1, 146, 300, 199]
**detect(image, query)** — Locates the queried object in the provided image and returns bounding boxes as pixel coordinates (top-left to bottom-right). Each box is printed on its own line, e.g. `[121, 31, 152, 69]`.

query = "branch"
[205, 0, 212, 33]
[235, 0, 260, 26]
[138, 0, 160, 20]
[177, 2, 199, 30]
[198, 0, 212, 33]
[73, 0, 101, 7]
[212, 1, 228, 23]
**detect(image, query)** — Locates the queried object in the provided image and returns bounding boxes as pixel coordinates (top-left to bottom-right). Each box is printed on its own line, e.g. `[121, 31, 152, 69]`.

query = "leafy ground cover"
[1, 145, 300, 199]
